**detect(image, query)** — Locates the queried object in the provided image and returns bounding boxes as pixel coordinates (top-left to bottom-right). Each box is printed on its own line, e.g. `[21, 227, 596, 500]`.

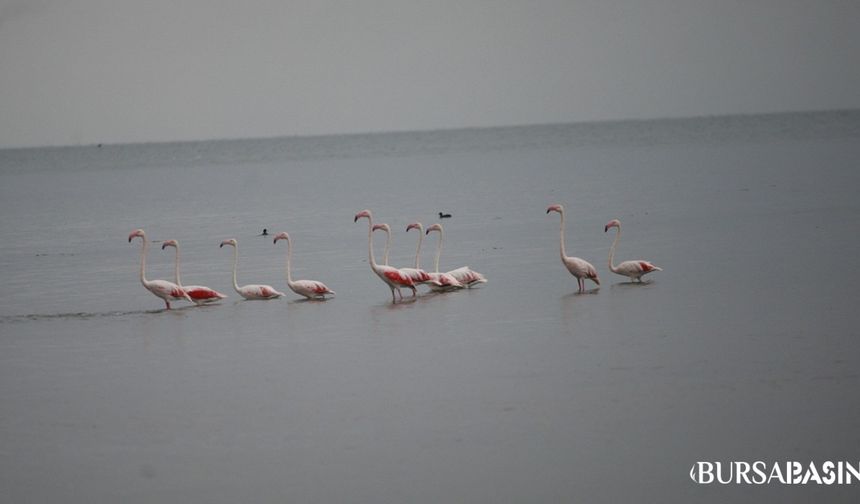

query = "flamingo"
[424, 223, 487, 287]
[219, 238, 285, 300]
[372, 223, 442, 290]
[272, 232, 335, 300]
[604, 219, 662, 282]
[407, 222, 463, 291]
[127, 229, 192, 309]
[546, 204, 600, 293]
[354, 210, 417, 303]
[160, 239, 227, 305]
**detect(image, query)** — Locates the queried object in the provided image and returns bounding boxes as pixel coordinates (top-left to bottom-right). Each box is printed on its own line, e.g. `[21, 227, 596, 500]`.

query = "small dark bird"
[260, 228, 268, 236]
[439, 212, 452, 219]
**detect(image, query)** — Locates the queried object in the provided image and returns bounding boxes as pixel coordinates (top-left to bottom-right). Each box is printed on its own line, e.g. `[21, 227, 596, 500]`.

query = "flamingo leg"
[165, 300, 171, 310]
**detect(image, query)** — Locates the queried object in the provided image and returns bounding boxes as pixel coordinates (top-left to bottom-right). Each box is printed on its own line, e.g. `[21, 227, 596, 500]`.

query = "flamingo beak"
[604, 225, 609, 232]
[161, 243, 167, 249]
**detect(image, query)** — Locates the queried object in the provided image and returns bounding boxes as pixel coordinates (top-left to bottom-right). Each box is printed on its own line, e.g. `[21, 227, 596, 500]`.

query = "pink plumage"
[604, 219, 662, 282]
[219, 239, 285, 300]
[273, 232, 335, 300]
[355, 210, 418, 303]
[546, 205, 600, 293]
[128, 229, 193, 309]
[161, 239, 227, 305]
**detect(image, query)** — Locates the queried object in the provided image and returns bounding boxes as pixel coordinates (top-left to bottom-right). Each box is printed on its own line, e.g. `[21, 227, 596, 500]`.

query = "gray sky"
[1, 0, 859, 148]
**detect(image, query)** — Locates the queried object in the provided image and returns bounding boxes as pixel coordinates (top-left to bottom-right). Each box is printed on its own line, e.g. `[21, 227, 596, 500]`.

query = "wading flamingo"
[407, 222, 463, 291]
[546, 204, 600, 293]
[161, 239, 227, 305]
[219, 239, 285, 300]
[354, 210, 417, 303]
[128, 229, 192, 309]
[273, 232, 335, 300]
[425, 223, 487, 287]
[372, 223, 442, 290]
[604, 219, 662, 282]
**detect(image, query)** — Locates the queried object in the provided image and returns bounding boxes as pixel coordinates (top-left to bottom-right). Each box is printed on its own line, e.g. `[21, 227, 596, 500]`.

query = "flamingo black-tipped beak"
[604, 225, 609, 232]
[354, 216, 358, 223]
[546, 208, 551, 214]
[273, 238, 277, 244]
[219, 243, 224, 248]
[161, 243, 167, 249]
[128, 237, 132, 243]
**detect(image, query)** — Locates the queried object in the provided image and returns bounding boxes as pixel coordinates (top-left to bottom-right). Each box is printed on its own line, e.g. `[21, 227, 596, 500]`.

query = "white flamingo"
[407, 222, 463, 291]
[272, 232, 335, 300]
[546, 204, 600, 293]
[128, 229, 192, 309]
[604, 219, 662, 282]
[424, 223, 487, 287]
[354, 210, 417, 303]
[161, 239, 227, 305]
[372, 223, 442, 289]
[219, 238, 285, 300]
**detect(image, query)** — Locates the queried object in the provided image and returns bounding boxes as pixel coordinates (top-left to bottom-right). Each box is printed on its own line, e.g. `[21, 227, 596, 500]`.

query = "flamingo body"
[219, 239, 285, 300]
[128, 229, 192, 309]
[445, 266, 487, 287]
[273, 232, 335, 300]
[161, 239, 227, 305]
[604, 219, 662, 282]
[407, 222, 463, 292]
[373, 223, 441, 291]
[355, 210, 418, 302]
[425, 223, 486, 289]
[546, 205, 600, 293]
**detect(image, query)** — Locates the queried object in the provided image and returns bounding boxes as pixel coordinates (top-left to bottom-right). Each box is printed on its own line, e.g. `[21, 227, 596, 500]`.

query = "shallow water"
[1, 111, 860, 503]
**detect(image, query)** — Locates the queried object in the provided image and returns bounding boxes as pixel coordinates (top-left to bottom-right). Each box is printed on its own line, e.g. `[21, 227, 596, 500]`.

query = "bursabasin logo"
[690, 461, 860, 485]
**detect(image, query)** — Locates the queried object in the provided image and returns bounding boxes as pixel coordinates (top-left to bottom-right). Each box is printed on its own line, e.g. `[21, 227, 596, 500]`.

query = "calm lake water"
[1, 111, 859, 503]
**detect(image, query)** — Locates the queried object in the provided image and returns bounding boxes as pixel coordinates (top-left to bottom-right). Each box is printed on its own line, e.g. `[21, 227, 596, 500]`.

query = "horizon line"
[2, 106, 858, 152]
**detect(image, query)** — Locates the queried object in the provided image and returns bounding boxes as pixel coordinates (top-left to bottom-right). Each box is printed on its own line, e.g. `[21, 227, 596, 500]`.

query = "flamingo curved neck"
[381, 229, 391, 266]
[284, 237, 294, 285]
[172, 246, 183, 287]
[558, 210, 568, 260]
[608, 227, 621, 273]
[365, 219, 380, 273]
[229, 245, 241, 293]
[433, 230, 443, 273]
[138, 236, 149, 286]
[413, 228, 423, 269]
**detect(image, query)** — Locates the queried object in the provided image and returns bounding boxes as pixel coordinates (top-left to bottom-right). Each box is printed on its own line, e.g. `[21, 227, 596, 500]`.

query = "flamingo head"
[372, 223, 390, 233]
[604, 219, 621, 232]
[161, 239, 178, 250]
[546, 204, 563, 215]
[220, 238, 237, 248]
[425, 223, 443, 235]
[406, 222, 423, 233]
[354, 209, 372, 223]
[128, 229, 145, 243]
[273, 232, 290, 244]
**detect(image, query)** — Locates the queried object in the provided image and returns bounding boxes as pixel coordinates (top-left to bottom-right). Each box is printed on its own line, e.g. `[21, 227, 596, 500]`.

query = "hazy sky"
[1, 0, 858, 148]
